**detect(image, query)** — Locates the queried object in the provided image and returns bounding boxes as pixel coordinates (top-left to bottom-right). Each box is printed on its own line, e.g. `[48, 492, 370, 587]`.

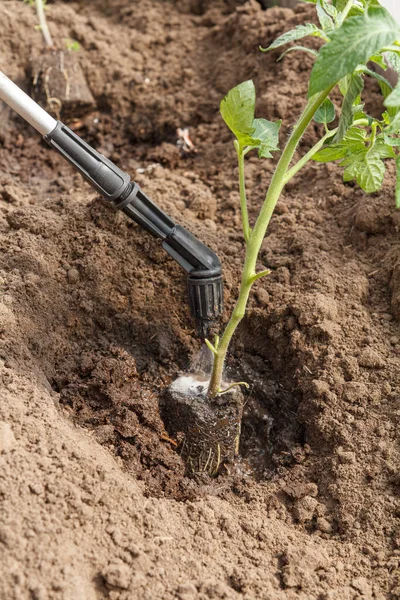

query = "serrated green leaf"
[260, 24, 322, 52]
[340, 143, 387, 193]
[220, 80, 256, 147]
[396, 154, 400, 208]
[334, 73, 364, 142]
[309, 9, 399, 97]
[312, 126, 367, 162]
[374, 137, 396, 159]
[249, 118, 281, 158]
[314, 98, 336, 124]
[316, 0, 334, 31]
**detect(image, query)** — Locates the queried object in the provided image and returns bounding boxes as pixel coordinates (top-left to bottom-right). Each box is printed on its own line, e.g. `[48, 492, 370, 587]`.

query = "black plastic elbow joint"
[44, 121, 223, 336]
[120, 187, 223, 337]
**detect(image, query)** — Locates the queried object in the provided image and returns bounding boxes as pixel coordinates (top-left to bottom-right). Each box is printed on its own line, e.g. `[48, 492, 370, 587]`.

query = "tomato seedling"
[207, 0, 400, 397]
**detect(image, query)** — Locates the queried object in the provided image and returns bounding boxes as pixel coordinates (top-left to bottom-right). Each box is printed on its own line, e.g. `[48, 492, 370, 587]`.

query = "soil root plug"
[160, 375, 243, 477]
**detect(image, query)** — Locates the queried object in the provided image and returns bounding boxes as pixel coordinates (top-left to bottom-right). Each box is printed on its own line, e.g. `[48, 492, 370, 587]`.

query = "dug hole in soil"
[0, 0, 399, 598]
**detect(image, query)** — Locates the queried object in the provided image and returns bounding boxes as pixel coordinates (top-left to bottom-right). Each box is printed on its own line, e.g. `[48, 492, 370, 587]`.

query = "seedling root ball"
[161, 376, 243, 476]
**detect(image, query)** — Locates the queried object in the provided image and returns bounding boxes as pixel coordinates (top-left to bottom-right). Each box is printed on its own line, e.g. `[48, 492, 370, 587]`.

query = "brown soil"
[1, 1, 399, 598]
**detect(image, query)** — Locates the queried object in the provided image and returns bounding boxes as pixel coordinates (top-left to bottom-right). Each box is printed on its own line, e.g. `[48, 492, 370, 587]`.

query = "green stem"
[235, 141, 251, 243]
[36, 0, 53, 48]
[340, 0, 354, 23]
[283, 127, 338, 185]
[368, 122, 378, 147]
[208, 86, 335, 397]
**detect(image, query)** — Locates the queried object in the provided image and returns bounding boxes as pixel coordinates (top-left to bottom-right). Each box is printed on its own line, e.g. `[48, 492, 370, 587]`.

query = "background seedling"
[26, 0, 95, 118]
[207, 0, 400, 398]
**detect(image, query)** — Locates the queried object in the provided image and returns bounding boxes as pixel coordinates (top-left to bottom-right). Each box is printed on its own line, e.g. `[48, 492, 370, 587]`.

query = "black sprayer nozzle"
[44, 121, 223, 337]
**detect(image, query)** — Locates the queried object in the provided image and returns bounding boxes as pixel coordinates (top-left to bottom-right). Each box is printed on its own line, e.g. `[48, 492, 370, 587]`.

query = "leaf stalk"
[235, 140, 251, 244]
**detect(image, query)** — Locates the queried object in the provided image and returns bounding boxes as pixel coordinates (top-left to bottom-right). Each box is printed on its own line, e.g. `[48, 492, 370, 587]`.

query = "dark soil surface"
[0, 1, 399, 598]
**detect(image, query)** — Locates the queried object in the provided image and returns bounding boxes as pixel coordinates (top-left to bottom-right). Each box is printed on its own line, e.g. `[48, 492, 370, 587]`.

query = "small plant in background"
[207, 0, 400, 398]
[24, 0, 54, 48]
[23, 0, 95, 116]
[64, 39, 81, 52]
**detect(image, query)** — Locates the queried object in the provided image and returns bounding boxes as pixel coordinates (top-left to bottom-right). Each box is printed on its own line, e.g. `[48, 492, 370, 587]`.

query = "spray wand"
[0, 71, 223, 337]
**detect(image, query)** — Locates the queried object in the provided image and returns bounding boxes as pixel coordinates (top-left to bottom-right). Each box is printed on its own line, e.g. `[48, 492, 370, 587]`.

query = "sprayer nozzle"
[196, 319, 213, 340]
[188, 273, 223, 339]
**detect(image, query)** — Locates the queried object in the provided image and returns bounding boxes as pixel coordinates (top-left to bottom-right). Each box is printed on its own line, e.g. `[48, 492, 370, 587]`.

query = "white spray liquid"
[170, 343, 232, 397]
[170, 343, 214, 397]
[189, 343, 213, 376]
[170, 374, 209, 397]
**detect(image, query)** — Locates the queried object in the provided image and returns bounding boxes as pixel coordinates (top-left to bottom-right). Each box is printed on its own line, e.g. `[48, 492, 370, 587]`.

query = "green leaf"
[377, 76, 399, 118]
[332, 0, 347, 9]
[309, 8, 399, 97]
[373, 137, 396, 159]
[352, 103, 368, 121]
[396, 154, 400, 209]
[312, 145, 348, 162]
[370, 54, 388, 70]
[384, 133, 400, 147]
[220, 80, 281, 157]
[260, 24, 322, 52]
[321, 0, 338, 20]
[340, 139, 392, 193]
[386, 51, 400, 74]
[342, 149, 384, 192]
[314, 98, 336, 124]
[385, 82, 400, 108]
[316, 0, 334, 31]
[334, 73, 364, 142]
[249, 118, 281, 158]
[220, 80, 256, 147]
[338, 74, 350, 96]
[387, 110, 400, 133]
[313, 126, 366, 162]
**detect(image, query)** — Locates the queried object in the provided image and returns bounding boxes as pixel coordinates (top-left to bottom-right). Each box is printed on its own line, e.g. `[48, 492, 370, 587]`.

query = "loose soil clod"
[161, 376, 243, 476]
[31, 50, 95, 119]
